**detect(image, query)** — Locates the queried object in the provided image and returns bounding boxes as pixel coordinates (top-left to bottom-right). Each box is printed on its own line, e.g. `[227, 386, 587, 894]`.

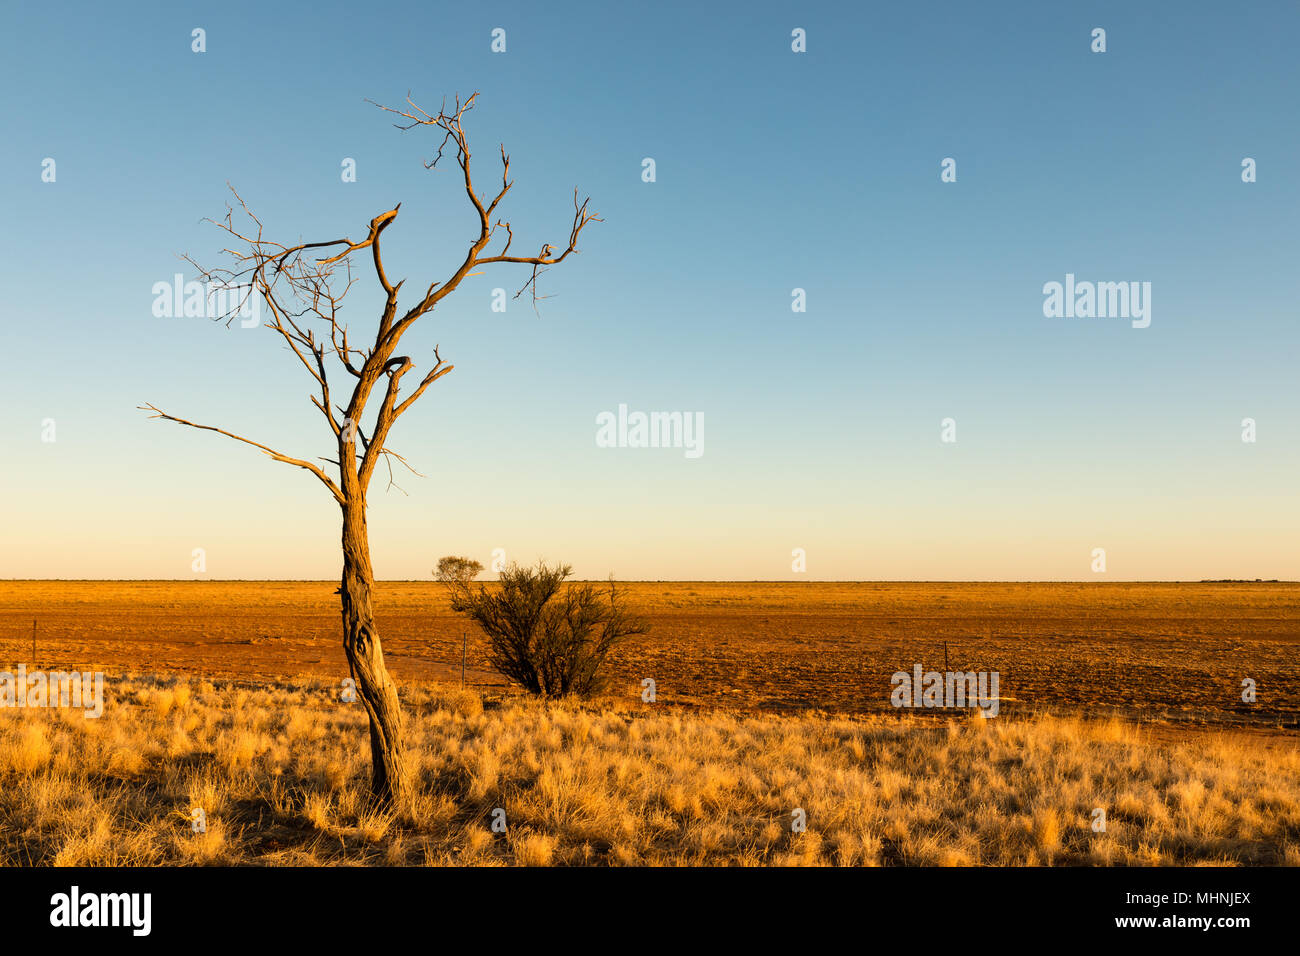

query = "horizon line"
[3, 578, 1295, 585]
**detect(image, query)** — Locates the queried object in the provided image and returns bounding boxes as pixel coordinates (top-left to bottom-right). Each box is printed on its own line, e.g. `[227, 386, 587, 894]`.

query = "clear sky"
[2, 0, 1296, 580]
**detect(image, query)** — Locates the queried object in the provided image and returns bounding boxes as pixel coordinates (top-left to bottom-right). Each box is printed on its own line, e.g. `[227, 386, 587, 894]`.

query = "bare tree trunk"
[339, 498, 412, 810]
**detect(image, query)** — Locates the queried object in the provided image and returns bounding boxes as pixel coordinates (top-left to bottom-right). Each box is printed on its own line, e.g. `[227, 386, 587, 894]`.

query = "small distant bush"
[434, 555, 484, 586]
[442, 561, 646, 698]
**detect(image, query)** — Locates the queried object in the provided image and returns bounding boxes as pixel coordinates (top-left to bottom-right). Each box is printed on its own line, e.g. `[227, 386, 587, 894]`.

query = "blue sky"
[2, 0, 1296, 579]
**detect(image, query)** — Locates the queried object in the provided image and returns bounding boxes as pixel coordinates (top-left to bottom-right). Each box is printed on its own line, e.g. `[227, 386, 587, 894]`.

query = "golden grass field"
[1, 675, 1297, 866]
[1, 581, 1296, 865]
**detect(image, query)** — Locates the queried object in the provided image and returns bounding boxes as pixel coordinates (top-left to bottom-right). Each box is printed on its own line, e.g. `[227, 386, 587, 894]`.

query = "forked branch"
[368, 91, 602, 320]
[148, 91, 597, 500]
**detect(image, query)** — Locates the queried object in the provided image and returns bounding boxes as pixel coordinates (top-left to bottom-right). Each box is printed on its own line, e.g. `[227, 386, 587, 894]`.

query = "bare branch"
[367, 93, 601, 339]
[138, 403, 345, 505]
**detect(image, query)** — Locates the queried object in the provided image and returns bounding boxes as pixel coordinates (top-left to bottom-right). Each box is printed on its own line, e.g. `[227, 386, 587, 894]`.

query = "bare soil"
[2, 581, 1296, 732]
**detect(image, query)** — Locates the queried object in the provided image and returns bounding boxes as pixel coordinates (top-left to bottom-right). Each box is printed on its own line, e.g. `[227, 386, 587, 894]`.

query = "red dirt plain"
[1, 581, 1296, 732]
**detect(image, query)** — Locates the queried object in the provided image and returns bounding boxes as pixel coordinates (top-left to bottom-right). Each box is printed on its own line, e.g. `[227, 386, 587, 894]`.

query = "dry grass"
[0, 674, 1296, 866]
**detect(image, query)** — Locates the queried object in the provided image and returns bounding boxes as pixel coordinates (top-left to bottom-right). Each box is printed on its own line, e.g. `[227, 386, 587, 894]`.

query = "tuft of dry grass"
[0, 674, 1296, 866]
[4, 725, 53, 775]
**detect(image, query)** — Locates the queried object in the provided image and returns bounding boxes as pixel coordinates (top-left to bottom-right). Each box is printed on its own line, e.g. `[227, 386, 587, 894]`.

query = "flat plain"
[2, 580, 1296, 730]
[2, 580, 1298, 866]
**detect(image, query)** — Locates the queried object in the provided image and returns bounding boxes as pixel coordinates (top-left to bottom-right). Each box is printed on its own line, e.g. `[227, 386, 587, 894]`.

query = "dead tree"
[140, 92, 600, 810]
